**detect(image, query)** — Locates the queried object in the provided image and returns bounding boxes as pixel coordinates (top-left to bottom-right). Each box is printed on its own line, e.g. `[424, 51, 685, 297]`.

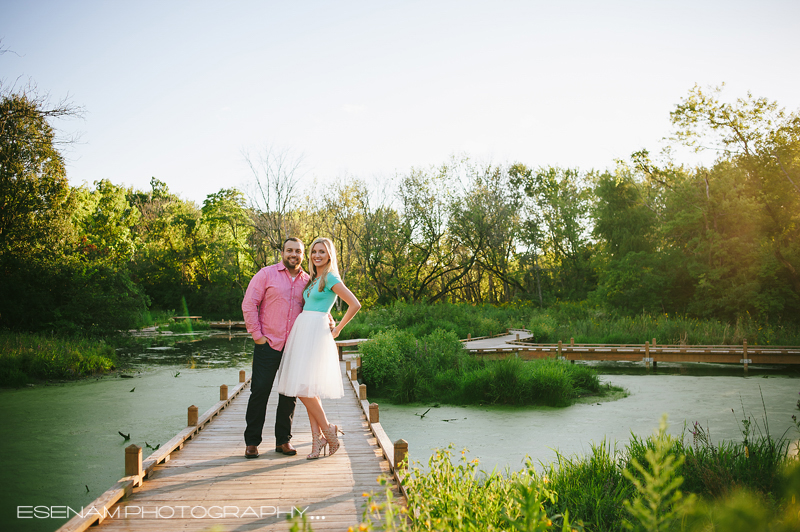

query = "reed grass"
[0, 331, 116, 387]
[354, 417, 798, 532]
[336, 301, 800, 346]
[158, 319, 211, 333]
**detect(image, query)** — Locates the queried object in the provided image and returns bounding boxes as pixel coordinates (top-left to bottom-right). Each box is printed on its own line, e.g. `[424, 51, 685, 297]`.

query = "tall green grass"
[337, 301, 800, 345]
[0, 331, 116, 387]
[358, 328, 605, 406]
[354, 417, 799, 532]
[337, 301, 533, 340]
[132, 309, 176, 329]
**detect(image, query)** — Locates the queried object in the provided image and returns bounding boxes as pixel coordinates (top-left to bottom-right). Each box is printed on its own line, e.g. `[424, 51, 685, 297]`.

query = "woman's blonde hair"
[306, 237, 340, 292]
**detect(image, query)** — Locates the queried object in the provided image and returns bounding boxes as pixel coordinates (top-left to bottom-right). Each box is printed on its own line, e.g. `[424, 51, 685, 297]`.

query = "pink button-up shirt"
[241, 262, 309, 351]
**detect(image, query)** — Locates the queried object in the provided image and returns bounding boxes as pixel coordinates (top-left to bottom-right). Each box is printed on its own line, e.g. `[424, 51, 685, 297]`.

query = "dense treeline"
[1, 85, 798, 334]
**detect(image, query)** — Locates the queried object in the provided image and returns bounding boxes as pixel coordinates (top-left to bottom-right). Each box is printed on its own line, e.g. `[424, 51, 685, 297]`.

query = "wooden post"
[338, 344, 344, 361]
[220, 384, 228, 401]
[125, 444, 142, 477]
[743, 339, 749, 373]
[350, 366, 358, 380]
[188, 405, 198, 426]
[644, 341, 650, 370]
[394, 439, 408, 470]
[369, 402, 379, 423]
[467, 333, 471, 341]
[516, 333, 519, 341]
[652, 338, 656, 348]
[570, 337, 574, 347]
[359, 383, 367, 400]
[239, 370, 246, 383]
[356, 356, 361, 367]
[557, 340, 562, 359]
[346, 360, 352, 372]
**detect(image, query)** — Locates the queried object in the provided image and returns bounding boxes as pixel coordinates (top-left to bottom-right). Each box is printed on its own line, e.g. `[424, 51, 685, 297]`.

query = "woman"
[276, 237, 361, 459]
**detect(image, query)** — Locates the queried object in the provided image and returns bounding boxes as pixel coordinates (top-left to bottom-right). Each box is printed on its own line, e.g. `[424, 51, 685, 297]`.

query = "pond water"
[1, 334, 798, 531]
[378, 364, 800, 474]
[0, 332, 253, 532]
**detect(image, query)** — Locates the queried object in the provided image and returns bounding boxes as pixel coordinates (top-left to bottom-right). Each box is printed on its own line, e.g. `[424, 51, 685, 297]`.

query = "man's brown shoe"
[245, 445, 259, 458]
[275, 442, 297, 456]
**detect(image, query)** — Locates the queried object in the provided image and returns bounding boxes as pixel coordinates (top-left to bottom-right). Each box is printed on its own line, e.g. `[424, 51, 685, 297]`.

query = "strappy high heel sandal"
[322, 424, 344, 456]
[307, 431, 328, 460]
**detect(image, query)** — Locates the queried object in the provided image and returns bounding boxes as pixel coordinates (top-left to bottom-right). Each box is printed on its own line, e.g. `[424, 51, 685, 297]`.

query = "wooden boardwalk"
[463, 329, 800, 368]
[59, 359, 401, 532]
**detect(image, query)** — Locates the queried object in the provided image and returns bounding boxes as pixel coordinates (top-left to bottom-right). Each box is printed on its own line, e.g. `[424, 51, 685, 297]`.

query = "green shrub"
[359, 329, 603, 406]
[528, 315, 557, 342]
[0, 331, 116, 386]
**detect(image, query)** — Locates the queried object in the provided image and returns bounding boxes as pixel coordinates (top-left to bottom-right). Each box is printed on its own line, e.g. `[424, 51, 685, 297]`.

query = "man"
[241, 237, 309, 458]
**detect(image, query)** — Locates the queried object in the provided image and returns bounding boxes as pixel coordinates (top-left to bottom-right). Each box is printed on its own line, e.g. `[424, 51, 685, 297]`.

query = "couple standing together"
[241, 237, 361, 460]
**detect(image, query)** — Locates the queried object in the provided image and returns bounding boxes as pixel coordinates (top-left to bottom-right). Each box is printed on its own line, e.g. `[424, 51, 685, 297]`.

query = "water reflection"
[116, 331, 253, 367]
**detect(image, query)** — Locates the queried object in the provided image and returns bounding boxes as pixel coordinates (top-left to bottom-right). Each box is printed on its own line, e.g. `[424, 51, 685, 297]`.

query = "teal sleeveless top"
[303, 271, 342, 312]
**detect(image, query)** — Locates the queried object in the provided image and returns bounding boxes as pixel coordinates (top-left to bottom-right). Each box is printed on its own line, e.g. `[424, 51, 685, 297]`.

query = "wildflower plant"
[622, 415, 695, 531]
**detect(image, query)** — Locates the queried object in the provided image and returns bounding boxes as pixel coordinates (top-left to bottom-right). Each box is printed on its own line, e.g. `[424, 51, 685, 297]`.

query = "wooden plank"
[58, 363, 400, 532]
[57, 478, 135, 532]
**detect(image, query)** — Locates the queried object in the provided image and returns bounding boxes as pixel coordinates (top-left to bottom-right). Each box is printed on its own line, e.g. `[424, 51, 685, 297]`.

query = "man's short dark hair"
[282, 237, 303, 250]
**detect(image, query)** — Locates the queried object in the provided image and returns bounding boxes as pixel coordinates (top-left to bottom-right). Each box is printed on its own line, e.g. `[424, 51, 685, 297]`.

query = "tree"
[0, 89, 79, 255]
[512, 165, 596, 301]
[201, 188, 254, 294]
[244, 146, 304, 267]
[71, 179, 140, 265]
[671, 85, 800, 298]
[669, 85, 800, 319]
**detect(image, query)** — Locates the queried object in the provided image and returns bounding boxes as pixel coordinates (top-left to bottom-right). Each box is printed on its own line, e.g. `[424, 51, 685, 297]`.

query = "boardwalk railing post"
[369, 402, 379, 423]
[467, 333, 471, 341]
[557, 340, 562, 359]
[394, 439, 408, 471]
[743, 340, 749, 373]
[346, 360, 352, 372]
[652, 338, 658, 370]
[220, 384, 228, 401]
[188, 405, 198, 426]
[644, 341, 650, 370]
[359, 383, 367, 401]
[125, 444, 142, 478]
[239, 370, 246, 383]
[350, 366, 358, 380]
[516, 333, 519, 341]
[570, 337, 574, 347]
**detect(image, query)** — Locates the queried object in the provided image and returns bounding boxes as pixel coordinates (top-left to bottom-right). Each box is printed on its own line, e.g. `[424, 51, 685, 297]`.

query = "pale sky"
[2, 0, 799, 204]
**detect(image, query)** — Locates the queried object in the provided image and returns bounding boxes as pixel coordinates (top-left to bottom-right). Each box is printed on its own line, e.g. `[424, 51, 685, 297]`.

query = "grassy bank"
[354, 417, 800, 532]
[336, 301, 800, 345]
[0, 331, 117, 387]
[358, 328, 619, 406]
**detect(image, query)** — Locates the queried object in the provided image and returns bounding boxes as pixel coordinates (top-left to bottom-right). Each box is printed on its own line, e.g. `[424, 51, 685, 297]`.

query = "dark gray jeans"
[243, 342, 296, 447]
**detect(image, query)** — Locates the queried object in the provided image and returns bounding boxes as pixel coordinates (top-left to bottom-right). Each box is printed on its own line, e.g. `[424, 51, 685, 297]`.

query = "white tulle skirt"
[276, 311, 344, 399]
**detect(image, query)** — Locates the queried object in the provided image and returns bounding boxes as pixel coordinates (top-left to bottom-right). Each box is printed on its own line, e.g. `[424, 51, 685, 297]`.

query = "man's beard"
[283, 257, 301, 270]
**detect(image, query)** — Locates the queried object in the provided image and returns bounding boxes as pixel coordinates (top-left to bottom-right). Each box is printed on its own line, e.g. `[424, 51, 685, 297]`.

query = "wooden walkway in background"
[463, 329, 800, 368]
[59, 361, 400, 532]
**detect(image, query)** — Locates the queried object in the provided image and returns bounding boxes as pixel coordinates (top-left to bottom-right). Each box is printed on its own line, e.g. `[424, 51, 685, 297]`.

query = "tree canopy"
[2, 85, 798, 334]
